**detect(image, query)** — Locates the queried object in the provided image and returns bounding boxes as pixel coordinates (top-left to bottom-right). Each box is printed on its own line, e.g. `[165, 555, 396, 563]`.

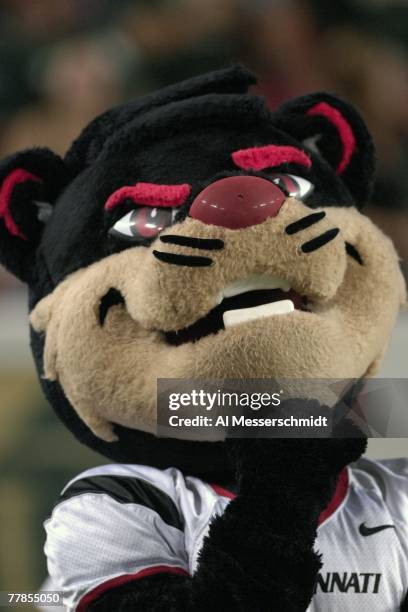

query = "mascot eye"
[270, 173, 314, 199]
[109, 207, 178, 241]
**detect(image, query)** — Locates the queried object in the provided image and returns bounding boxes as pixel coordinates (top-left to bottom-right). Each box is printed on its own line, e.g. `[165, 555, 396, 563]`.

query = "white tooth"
[223, 299, 294, 328]
[223, 274, 290, 298]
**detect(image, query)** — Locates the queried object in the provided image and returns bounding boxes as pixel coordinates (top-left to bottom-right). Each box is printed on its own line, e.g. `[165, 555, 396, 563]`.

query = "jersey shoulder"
[350, 456, 408, 524]
[45, 464, 191, 610]
[61, 463, 182, 499]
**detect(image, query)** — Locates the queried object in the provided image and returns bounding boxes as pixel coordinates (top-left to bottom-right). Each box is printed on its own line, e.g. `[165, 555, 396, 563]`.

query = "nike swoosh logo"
[359, 522, 395, 537]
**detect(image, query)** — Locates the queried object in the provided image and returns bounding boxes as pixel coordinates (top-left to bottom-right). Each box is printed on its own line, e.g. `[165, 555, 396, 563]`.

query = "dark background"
[0, 1, 407, 608]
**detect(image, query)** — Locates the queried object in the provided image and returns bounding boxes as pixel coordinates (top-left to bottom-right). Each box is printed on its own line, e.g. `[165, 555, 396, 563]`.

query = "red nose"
[189, 175, 286, 229]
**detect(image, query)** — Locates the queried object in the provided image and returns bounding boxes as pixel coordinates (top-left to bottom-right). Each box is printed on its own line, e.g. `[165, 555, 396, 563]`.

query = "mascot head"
[0, 66, 405, 476]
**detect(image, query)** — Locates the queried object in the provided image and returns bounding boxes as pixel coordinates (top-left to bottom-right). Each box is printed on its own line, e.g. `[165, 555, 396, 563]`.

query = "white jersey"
[44, 457, 408, 611]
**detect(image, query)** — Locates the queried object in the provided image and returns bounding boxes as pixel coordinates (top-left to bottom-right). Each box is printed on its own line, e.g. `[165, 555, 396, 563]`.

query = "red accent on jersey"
[318, 468, 349, 526]
[210, 483, 236, 499]
[77, 565, 189, 611]
[210, 468, 349, 526]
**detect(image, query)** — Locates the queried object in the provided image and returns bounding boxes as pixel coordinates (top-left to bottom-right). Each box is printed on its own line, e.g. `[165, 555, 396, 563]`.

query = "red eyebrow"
[232, 145, 311, 171]
[105, 182, 191, 211]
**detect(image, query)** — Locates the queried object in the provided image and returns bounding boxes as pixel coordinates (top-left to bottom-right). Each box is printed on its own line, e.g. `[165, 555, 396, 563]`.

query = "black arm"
[89, 401, 366, 612]
[88, 479, 322, 612]
[401, 591, 408, 611]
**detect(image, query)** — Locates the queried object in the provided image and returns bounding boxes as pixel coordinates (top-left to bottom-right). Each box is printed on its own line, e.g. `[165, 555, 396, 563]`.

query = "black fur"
[86, 405, 366, 611]
[0, 67, 390, 611]
[0, 65, 377, 473]
[65, 65, 257, 174]
[401, 591, 408, 611]
[0, 147, 68, 282]
[0, 68, 375, 289]
[275, 92, 376, 206]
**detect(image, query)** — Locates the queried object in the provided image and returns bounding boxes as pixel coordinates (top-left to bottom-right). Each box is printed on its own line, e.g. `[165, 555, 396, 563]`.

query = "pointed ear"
[275, 93, 376, 206]
[0, 147, 69, 283]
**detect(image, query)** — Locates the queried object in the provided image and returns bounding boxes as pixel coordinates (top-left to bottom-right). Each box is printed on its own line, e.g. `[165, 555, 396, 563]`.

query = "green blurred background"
[0, 0, 407, 609]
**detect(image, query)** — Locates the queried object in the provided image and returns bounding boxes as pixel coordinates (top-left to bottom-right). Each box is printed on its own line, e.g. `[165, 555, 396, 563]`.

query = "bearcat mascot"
[0, 66, 407, 611]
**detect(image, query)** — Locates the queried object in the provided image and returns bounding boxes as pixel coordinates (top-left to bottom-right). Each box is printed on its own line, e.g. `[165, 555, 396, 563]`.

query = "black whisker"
[345, 242, 364, 265]
[285, 211, 326, 235]
[160, 235, 224, 250]
[153, 250, 213, 267]
[301, 228, 340, 253]
[99, 288, 125, 325]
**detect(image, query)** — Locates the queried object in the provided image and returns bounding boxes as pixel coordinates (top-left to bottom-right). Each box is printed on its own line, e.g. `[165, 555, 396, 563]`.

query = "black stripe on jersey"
[57, 475, 183, 531]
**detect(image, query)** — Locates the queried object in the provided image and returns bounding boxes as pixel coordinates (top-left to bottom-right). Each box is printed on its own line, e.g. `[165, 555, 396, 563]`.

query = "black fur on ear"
[275, 93, 376, 207]
[0, 147, 69, 283]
